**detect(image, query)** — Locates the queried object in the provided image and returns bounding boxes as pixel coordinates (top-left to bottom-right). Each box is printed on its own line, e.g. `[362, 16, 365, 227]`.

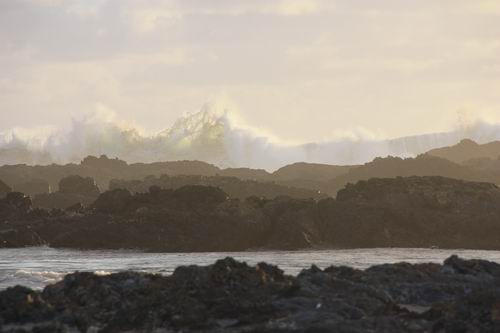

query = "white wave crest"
[1, 102, 500, 170]
[14, 269, 66, 280]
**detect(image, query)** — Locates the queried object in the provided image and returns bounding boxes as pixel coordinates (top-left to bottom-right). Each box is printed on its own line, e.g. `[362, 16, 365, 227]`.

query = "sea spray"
[1, 103, 500, 170]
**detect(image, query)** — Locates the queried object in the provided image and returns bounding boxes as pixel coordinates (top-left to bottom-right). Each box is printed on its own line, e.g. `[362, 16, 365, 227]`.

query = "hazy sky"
[1, 0, 500, 142]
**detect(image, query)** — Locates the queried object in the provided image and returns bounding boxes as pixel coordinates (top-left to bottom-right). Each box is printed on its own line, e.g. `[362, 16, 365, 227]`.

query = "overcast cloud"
[1, 0, 500, 141]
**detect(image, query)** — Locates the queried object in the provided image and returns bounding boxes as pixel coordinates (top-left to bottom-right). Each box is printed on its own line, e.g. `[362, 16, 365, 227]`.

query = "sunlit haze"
[2, 0, 500, 140]
[1, 1, 500, 169]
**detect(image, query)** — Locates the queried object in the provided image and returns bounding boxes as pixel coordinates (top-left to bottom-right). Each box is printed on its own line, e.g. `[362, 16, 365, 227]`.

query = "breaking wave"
[1, 102, 500, 170]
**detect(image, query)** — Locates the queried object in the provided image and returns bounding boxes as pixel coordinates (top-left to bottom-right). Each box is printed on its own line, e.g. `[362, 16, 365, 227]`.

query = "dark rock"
[65, 202, 84, 213]
[91, 188, 132, 214]
[4, 176, 500, 251]
[2, 256, 500, 332]
[326, 154, 495, 195]
[58, 175, 100, 196]
[110, 173, 326, 200]
[0, 179, 11, 198]
[4, 192, 32, 213]
[31, 175, 100, 210]
[320, 176, 500, 249]
[32, 192, 96, 210]
[0, 286, 54, 324]
[13, 179, 50, 197]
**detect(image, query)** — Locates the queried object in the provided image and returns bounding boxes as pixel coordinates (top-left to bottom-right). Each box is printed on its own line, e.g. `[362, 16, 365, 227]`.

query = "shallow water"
[2, 247, 500, 290]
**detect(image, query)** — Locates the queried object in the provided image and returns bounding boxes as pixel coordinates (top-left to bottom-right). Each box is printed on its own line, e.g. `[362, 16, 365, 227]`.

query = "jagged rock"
[2, 256, 500, 332]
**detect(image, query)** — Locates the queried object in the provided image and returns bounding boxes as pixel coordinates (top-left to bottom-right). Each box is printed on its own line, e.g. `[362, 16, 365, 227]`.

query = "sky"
[1, 0, 500, 143]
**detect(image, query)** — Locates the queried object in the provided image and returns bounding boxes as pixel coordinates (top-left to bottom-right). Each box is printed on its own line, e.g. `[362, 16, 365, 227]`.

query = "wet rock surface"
[1, 256, 500, 332]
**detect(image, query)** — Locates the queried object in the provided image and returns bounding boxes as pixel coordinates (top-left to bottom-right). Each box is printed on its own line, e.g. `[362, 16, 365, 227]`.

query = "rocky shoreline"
[1, 255, 500, 332]
[2, 176, 500, 251]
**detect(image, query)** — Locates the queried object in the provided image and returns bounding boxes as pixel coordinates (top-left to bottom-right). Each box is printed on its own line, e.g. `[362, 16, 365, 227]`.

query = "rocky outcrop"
[326, 154, 494, 195]
[272, 162, 352, 194]
[321, 176, 500, 249]
[58, 175, 99, 196]
[1, 256, 500, 332]
[219, 167, 272, 181]
[4, 151, 500, 199]
[91, 188, 132, 214]
[0, 192, 32, 219]
[12, 179, 50, 197]
[273, 162, 352, 182]
[109, 174, 327, 200]
[3, 176, 500, 251]
[32, 175, 100, 210]
[0, 179, 11, 198]
[0, 155, 221, 193]
[427, 138, 500, 164]
[0, 155, 341, 196]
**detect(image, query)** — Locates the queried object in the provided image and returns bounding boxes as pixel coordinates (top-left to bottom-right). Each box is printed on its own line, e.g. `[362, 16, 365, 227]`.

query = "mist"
[1, 102, 499, 170]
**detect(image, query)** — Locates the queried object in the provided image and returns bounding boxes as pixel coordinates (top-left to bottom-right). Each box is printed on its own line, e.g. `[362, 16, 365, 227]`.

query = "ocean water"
[2, 247, 500, 290]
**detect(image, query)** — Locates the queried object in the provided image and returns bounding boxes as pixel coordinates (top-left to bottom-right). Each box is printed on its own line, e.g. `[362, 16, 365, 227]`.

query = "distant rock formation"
[3, 149, 500, 199]
[12, 179, 50, 197]
[219, 167, 272, 181]
[109, 174, 326, 200]
[0, 155, 357, 198]
[0, 155, 223, 192]
[272, 162, 352, 193]
[58, 175, 100, 196]
[273, 162, 351, 182]
[427, 139, 500, 164]
[325, 154, 495, 195]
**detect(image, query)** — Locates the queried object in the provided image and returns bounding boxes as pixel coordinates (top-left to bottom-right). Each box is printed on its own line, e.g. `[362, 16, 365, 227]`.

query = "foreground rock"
[1, 256, 500, 332]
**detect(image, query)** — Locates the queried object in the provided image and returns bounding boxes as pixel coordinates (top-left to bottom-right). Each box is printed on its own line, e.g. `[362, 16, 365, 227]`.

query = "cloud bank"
[2, 0, 500, 142]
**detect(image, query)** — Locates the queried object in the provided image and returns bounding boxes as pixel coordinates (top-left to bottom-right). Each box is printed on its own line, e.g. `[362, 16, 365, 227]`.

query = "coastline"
[2, 255, 500, 332]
